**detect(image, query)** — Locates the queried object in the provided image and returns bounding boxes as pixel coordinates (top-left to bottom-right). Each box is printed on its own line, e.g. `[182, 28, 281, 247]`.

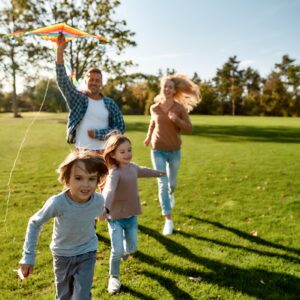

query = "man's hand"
[57, 33, 67, 49]
[88, 130, 95, 138]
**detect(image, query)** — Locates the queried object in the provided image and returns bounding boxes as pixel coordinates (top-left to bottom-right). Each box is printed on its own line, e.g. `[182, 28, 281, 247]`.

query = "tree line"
[1, 1, 299, 116]
[1, 54, 300, 116]
[101, 54, 300, 116]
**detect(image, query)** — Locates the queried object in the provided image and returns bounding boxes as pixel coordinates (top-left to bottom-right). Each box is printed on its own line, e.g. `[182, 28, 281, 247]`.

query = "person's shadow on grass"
[125, 122, 300, 143]
[121, 270, 193, 300]
[186, 214, 300, 257]
[138, 224, 300, 299]
[190, 124, 300, 143]
[177, 228, 300, 265]
[96, 228, 192, 299]
[120, 285, 156, 300]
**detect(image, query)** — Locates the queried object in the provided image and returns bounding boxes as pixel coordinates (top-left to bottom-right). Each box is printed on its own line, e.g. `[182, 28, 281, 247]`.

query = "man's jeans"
[151, 149, 181, 215]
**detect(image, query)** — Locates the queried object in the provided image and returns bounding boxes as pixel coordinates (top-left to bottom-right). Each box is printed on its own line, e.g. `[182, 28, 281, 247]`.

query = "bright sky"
[115, 0, 300, 80]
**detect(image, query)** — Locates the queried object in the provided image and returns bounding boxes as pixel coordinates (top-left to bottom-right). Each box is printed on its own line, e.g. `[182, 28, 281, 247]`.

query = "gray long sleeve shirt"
[20, 191, 104, 265]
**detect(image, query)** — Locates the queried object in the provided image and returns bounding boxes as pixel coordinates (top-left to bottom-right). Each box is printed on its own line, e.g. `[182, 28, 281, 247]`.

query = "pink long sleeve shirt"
[102, 162, 163, 220]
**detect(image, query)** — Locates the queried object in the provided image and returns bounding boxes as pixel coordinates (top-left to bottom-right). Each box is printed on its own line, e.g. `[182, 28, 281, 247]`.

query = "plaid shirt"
[56, 64, 125, 143]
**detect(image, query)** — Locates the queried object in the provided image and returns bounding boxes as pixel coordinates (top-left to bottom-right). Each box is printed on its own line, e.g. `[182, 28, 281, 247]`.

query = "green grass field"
[0, 113, 299, 299]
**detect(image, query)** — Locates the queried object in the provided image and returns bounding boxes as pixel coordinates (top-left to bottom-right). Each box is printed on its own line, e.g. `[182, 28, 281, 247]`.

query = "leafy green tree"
[261, 72, 290, 116]
[46, 0, 136, 80]
[242, 67, 262, 115]
[191, 72, 201, 85]
[275, 55, 300, 116]
[103, 72, 159, 115]
[0, 0, 136, 115]
[0, 0, 47, 117]
[143, 74, 160, 115]
[194, 80, 220, 115]
[0, 92, 12, 112]
[122, 82, 147, 115]
[22, 79, 66, 112]
[214, 56, 244, 115]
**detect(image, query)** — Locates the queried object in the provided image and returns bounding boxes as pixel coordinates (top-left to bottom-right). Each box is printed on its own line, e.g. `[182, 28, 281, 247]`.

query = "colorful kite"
[10, 22, 107, 43]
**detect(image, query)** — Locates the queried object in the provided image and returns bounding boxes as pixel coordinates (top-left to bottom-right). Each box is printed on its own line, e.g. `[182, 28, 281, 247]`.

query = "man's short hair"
[86, 68, 102, 77]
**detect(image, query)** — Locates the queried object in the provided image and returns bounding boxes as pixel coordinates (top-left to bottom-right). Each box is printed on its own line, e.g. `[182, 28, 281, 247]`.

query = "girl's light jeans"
[151, 149, 181, 215]
[107, 216, 138, 278]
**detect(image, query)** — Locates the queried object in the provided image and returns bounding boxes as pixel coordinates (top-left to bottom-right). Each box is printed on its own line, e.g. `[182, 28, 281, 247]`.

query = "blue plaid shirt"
[56, 64, 125, 143]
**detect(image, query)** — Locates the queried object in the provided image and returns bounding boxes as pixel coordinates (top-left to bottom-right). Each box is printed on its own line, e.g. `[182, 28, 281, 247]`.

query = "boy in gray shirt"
[18, 150, 107, 300]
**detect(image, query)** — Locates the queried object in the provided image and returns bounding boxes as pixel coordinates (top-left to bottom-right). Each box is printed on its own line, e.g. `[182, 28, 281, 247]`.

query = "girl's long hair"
[103, 134, 131, 169]
[155, 74, 201, 112]
[98, 134, 131, 190]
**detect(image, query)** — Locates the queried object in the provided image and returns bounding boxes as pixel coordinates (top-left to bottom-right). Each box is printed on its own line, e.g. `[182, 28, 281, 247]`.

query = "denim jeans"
[107, 216, 138, 278]
[53, 251, 96, 300]
[151, 149, 181, 215]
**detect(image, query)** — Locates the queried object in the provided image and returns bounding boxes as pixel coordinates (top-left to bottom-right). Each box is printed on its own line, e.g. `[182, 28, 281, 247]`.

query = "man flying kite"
[8, 22, 125, 152]
[55, 27, 125, 152]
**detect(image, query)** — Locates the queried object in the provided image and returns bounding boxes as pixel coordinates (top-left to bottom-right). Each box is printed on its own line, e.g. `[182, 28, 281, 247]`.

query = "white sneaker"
[163, 220, 174, 236]
[108, 277, 121, 294]
[169, 193, 175, 208]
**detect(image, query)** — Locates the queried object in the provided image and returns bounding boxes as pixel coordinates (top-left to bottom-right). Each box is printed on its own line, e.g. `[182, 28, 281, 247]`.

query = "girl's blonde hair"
[57, 150, 108, 188]
[155, 74, 201, 112]
[103, 134, 131, 170]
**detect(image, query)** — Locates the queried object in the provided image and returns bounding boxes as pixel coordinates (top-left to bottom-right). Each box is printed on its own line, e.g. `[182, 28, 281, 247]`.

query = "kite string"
[3, 79, 50, 231]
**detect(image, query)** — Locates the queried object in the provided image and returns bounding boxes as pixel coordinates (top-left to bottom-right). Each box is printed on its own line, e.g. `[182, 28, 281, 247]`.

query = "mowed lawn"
[0, 113, 299, 300]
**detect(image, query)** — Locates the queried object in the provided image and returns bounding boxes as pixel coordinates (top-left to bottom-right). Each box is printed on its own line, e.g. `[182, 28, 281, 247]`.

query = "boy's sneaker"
[169, 193, 175, 208]
[108, 277, 121, 294]
[163, 219, 174, 236]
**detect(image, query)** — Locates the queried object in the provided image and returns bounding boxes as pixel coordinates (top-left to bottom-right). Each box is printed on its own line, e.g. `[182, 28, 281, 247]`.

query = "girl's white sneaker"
[108, 277, 121, 294]
[163, 220, 174, 236]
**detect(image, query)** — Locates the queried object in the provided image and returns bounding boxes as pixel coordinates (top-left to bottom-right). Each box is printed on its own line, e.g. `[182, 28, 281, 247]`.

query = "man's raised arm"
[56, 34, 67, 64]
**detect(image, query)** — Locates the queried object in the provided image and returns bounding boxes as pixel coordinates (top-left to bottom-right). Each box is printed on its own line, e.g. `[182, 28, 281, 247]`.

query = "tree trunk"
[11, 46, 21, 118]
[12, 73, 20, 118]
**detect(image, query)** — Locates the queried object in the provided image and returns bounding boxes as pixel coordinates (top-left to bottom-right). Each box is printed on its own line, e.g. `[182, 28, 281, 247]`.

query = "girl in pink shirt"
[102, 134, 165, 294]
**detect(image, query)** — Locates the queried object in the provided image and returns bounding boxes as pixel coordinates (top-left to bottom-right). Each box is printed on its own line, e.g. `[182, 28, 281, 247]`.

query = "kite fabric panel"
[10, 23, 107, 43]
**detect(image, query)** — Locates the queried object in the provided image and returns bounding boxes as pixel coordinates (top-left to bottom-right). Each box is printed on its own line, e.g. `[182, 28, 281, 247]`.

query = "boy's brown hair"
[57, 150, 108, 187]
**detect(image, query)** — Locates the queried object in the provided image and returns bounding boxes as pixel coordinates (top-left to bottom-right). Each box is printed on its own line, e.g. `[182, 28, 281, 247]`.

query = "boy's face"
[67, 161, 98, 203]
